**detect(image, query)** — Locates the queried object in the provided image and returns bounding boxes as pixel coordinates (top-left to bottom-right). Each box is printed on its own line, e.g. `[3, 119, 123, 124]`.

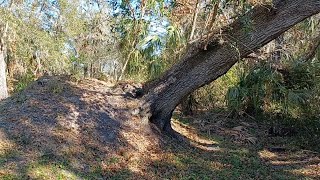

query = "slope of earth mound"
[0, 76, 319, 179]
[0, 76, 161, 179]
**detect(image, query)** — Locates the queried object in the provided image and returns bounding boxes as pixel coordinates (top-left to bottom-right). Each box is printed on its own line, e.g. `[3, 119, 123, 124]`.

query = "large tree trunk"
[141, 0, 320, 133]
[0, 38, 8, 100]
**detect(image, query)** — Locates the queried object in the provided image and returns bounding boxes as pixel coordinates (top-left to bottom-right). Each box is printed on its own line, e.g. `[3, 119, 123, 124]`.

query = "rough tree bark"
[141, 0, 320, 134]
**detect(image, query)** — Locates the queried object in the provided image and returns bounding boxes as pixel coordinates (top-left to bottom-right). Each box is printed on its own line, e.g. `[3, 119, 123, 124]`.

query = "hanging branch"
[203, 0, 220, 50]
[189, 0, 200, 42]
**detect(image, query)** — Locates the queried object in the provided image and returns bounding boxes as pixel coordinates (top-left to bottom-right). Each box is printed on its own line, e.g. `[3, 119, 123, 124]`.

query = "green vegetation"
[0, 0, 319, 179]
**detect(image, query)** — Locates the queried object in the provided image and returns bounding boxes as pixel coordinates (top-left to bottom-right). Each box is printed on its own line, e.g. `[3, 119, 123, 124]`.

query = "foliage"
[225, 59, 319, 118]
[0, 0, 320, 178]
[193, 64, 240, 110]
[14, 72, 36, 93]
[0, 0, 124, 93]
[109, 0, 185, 81]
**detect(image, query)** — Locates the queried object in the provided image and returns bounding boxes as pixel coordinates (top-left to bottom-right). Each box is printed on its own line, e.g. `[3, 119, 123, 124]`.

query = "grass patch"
[27, 163, 80, 180]
[160, 113, 319, 179]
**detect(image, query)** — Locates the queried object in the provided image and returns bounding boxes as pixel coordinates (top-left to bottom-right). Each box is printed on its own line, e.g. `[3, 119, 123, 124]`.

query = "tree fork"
[140, 0, 320, 134]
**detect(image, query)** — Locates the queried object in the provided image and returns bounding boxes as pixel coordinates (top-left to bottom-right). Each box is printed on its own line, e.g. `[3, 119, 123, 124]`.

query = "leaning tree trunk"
[0, 36, 8, 100]
[141, 0, 320, 133]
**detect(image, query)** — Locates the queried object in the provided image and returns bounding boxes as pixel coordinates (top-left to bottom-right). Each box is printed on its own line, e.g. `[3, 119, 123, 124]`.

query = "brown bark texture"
[141, 0, 320, 133]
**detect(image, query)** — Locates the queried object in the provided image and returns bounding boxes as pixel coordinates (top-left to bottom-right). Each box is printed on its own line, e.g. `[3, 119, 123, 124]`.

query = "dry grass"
[0, 76, 319, 179]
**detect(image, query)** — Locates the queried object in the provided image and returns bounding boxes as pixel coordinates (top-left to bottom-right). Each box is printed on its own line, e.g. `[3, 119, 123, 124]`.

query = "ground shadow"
[0, 76, 319, 179]
[0, 76, 146, 179]
[162, 112, 320, 179]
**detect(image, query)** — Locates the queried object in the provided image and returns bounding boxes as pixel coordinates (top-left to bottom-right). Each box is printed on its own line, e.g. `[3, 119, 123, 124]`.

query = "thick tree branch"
[142, 0, 320, 133]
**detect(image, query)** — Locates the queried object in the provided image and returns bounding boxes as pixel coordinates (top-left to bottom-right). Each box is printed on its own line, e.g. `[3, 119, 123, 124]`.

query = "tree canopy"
[1, 0, 320, 179]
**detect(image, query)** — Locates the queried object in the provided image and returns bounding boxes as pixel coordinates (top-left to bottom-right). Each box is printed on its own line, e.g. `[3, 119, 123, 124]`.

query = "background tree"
[0, 0, 319, 137]
[0, 0, 121, 92]
[0, 22, 8, 100]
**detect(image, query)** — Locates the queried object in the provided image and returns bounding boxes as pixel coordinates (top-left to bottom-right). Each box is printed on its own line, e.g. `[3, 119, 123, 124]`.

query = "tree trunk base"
[148, 111, 188, 143]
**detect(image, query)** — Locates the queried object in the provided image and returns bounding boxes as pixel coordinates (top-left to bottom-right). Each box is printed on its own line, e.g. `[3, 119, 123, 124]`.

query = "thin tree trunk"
[90, 63, 93, 77]
[118, 50, 133, 81]
[141, 0, 320, 134]
[0, 36, 8, 100]
[272, 34, 284, 63]
[118, 0, 146, 81]
[301, 33, 320, 62]
[189, 0, 200, 41]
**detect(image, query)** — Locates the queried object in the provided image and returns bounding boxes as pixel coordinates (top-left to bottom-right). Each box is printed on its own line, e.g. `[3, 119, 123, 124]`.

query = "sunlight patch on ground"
[28, 164, 80, 180]
[172, 119, 222, 151]
[189, 141, 222, 152]
[172, 119, 219, 145]
[56, 105, 80, 134]
[120, 125, 160, 174]
[258, 149, 278, 160]
[259, 149, 320, 178]
[1, 77, 320, 179]
[0, 130, 16, 156]
[289, 164, 320, 178]
[0, 162, 19, 179]
[209, 161, 227, 170]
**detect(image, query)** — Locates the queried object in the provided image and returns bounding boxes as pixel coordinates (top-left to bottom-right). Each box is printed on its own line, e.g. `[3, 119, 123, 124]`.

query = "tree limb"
[142, 0, 320, 132]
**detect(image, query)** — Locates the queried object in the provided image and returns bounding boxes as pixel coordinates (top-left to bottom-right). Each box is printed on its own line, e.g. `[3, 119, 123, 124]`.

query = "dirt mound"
[1, 76, 319, 179]
[0, 76, 161, 179]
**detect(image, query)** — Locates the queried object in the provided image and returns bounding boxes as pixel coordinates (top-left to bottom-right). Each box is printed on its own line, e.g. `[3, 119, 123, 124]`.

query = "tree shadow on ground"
[0, 76, 319, 179]
[0, 76, 151, 179]
[166, 112, 320, 179]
